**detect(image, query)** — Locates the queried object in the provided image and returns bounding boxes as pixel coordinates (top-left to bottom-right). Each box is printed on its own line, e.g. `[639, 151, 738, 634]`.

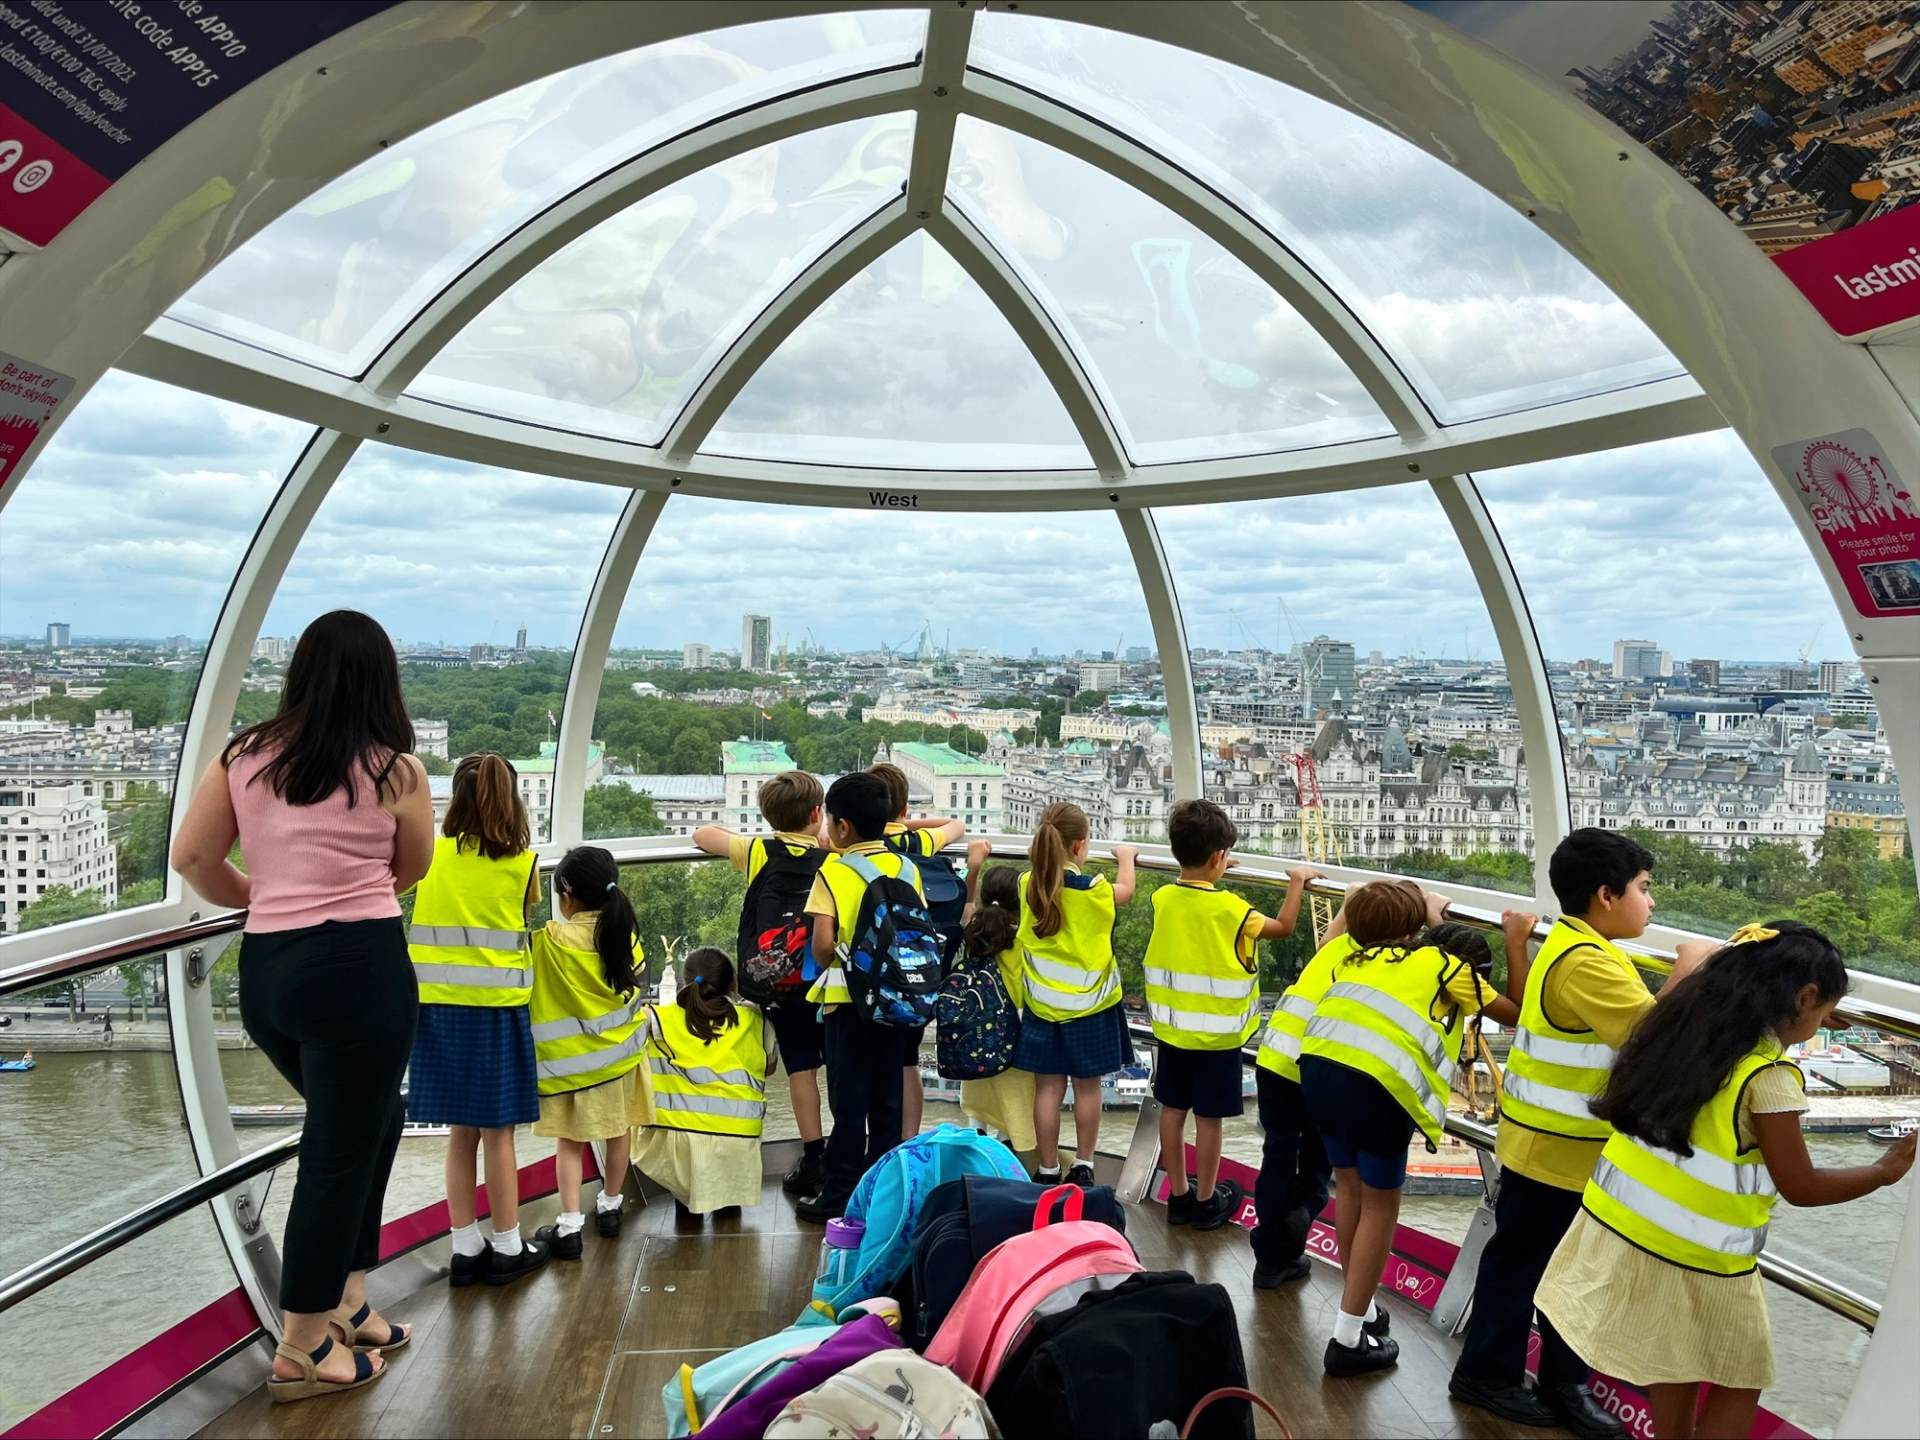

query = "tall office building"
[1820, 659, 1853, 694]
[740, 613, 772, 671]
[513, 624, 529, 662]
[1613, 638, 1664, 679]
[45, 622, 70, 649]
[683, 643, 713, 670]
[1302, 635, 1356, 713]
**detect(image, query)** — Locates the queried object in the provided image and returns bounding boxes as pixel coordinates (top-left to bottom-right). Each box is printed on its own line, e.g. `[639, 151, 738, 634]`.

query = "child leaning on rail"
[527, 846, 653, 1260]
[634, 947, 777, 1221]
[404, 753, 549, 1288]
[1536, 922, 1914, 1440]
[1147, 799, 1317, 1232]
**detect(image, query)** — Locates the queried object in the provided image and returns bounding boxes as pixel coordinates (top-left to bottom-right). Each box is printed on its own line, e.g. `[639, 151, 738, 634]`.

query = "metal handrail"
[0, 912, 246, 1001]
[0, 1133, 299, 1316]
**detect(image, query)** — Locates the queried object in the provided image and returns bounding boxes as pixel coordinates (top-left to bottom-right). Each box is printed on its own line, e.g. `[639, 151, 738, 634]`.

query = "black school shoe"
[1064, 1162, 1096, 1187]
[1447, 1369, 1559, 1428]
[793, 1191, 847, 1224]
[484, 1236, 552, 1282]
[1251, 1254, 1312, 1289]
[782, 1148, 824, 1197]
[1192, 1180, 1245, 1232]
[1324, 1331, 1399, 1377]
[1365, 1305, 1390, 1340]
[531, 1224, 582, 1261]
[596, 1205, 622, 1239]
[1166, 1184, 1200, 1225]
[449, 1246, 492, 1288]
[1544, 1382, 1627, 1440]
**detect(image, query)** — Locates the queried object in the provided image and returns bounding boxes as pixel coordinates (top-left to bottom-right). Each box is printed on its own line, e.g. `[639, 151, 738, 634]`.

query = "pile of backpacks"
[662, 1126, 1287, 1439]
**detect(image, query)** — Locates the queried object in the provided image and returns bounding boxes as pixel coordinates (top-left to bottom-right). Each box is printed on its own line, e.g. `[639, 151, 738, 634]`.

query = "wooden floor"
[199, 1176, 1571, 1440]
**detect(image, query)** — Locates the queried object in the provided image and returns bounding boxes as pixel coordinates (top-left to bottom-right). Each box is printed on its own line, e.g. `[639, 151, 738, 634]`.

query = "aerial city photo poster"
[1412, 0, 1920, 336]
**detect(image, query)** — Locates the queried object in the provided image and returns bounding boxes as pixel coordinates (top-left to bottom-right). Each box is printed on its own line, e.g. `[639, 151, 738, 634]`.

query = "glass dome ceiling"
[160, 7, 1681, 476]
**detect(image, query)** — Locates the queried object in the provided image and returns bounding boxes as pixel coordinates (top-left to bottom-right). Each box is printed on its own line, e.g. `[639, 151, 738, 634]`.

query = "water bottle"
[816, 1216, 864, 1289]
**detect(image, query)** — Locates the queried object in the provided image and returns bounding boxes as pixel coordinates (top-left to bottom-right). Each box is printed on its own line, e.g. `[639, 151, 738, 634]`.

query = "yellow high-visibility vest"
[1144, 883, 1260, 1051]
[528, 921, 649, 1096]
[408, 836, 535, 1007]
[1299, 944, 1469, 1148]
[1501, 919, 1646, 1142]
[1017, 868, 1119, 1023]
[1256, 933, 1359, 1081]
[647, 1001, 769, 1138]
[1582, 1041, 1789, 1275]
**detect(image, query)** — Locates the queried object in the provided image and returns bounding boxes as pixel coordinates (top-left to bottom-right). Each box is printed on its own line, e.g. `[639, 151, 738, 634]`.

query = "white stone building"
[0, 781, 118, 933]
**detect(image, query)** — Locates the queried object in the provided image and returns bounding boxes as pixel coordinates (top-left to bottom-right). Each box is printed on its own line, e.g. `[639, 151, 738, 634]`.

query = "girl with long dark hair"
[1537, 922, 1915, 1439]
[635, 947, 777, 1221]
[956, 854, 1036, 1152]
[527, 846, 652, 1260]
[172, 609, 433, 1402]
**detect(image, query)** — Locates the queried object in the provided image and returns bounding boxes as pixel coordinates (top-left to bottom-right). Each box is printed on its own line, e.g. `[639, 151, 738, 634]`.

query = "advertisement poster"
[1772, 428, 1920, 616]
[0, 0, 394, 248]
[1412, 1, 1920, 336]
[1163, 1147, 1811, 1440]
[0, 348, 71, 494]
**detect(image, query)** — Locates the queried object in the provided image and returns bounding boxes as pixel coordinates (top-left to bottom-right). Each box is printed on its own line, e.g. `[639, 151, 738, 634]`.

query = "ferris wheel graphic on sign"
[1792, 439, 1915, 532]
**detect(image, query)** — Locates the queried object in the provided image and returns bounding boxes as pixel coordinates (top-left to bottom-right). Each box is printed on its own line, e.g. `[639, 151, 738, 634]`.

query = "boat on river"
[0, 1052, 33, 1072]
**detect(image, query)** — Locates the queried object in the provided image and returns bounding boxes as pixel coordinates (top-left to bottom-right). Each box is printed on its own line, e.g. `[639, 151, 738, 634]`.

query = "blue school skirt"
[406, 1003, 540, 1128]
[1012, 1004, 1134, 1078]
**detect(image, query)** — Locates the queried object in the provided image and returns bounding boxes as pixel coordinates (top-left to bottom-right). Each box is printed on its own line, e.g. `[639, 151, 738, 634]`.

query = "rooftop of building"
[718, 739, 797, 774]
[889, 741, 1004, 775]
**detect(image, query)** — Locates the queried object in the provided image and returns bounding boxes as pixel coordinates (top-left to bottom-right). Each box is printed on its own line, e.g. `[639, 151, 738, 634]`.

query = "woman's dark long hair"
[554, 846, 638, 997]
[1591, 921, 1846, 1155]
[224, 610, 413, 807]
[963, 866, 1020, 960]
[677, 947, 740, 1043]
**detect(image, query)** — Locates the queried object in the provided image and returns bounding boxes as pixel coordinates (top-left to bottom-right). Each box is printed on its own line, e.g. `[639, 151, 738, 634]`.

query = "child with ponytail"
[956, 852, 1036, 1152]
[406, 753, 548, 1287]
[1537, 922, 1914, 1440]
[635, 947, 777, 1221]
[1013, 802, 1137, 1186]
[528, 846, 652, 1261]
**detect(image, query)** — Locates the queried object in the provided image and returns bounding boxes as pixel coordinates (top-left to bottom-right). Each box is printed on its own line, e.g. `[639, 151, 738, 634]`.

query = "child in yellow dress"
[956, 854, 1036, 1154]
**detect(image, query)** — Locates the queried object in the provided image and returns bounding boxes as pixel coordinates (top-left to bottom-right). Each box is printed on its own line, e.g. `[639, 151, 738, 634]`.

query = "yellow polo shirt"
[726, 830, 821, 882]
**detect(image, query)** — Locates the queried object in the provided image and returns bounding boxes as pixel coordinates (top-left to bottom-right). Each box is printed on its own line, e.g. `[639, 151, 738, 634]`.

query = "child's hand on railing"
[1501, 910, 1538, 946]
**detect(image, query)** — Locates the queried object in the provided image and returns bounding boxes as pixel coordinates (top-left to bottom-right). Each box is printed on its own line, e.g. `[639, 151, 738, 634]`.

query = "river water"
[0, 1048, 1903, 1434]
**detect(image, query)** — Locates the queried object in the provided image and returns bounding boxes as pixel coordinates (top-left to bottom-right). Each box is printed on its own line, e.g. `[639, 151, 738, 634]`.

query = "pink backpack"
[924, 1216, 1142, 1392]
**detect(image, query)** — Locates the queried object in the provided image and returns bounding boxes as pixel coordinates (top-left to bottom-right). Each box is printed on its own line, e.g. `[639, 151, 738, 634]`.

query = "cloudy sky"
[0, 13, 1841, 666]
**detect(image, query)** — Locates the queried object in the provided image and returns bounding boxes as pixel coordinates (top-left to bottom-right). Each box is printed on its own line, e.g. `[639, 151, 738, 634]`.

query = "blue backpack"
[840, 852, 944, 1029]
[801, 1124, 1026, 1325]
[935, 946, 1019, 1081]
[883, 831, 967, 960]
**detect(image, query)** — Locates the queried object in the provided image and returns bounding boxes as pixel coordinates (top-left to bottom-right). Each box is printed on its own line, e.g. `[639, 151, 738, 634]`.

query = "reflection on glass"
[703, 231, 1092, 468]
[969, 13, 1681, 423]
[1475, 432, 1914, 982]
[949, 117, 1388, 464]
[1155, 483, 1534, 892]
[412, 116, 913, 444]
[262, 448, 628, 841]
[169, 12, 927, 375]
[0, 372, 309, 935]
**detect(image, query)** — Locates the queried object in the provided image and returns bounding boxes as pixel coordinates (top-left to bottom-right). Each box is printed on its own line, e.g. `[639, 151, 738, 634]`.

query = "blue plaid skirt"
[1011, 1003, 1134, 1079]
[407, 1003, 539, 1128]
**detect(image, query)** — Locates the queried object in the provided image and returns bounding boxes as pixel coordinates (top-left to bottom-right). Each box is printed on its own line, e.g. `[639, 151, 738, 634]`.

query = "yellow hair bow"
[1728, 924, 1780, 946]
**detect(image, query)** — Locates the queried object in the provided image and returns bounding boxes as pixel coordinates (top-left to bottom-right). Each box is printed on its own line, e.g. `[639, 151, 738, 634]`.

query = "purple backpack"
[700, 1314, 903, 1440]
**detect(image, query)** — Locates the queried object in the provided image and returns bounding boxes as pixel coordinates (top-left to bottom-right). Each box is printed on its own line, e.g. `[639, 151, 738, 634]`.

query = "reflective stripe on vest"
[1501, 919, 1641, 1142]
[1256, 934, 1358, 1081]
[648, 1002, 767, 1138]
[528, 922, 648, 1096]
[1299, 945, 1467, 1147]
[1142, 884, 1261, 1051]
[409, 838, 537, 1007]
[1581, 1045, 1789, 1276]
[1016, 869, 1120, 1023]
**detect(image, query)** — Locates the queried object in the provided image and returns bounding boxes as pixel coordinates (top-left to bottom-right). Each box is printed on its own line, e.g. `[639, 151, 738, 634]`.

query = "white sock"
[489, 1224, 523, 1257]
[596, 1189, 624, 1214]
[1364, 1299, 1379, 1324]
[450, 1221, 486, 1259]
[557, 1210, 586, 1236]
[1332, 1308, 1366, 1348]
[1036, 1166, 1061, 1180]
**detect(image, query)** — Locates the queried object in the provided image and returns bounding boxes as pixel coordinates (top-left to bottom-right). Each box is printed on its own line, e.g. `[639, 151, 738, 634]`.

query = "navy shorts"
[1151, 1043, 1246, 1118]
[1298, 1055, 1414, 1190]
[765, 997, 824, 1074]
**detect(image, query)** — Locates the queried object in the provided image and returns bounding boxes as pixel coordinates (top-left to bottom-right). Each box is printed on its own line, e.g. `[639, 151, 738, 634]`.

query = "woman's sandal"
[329, 1299, 412, 1355]
[267, 1336, 384, 1403]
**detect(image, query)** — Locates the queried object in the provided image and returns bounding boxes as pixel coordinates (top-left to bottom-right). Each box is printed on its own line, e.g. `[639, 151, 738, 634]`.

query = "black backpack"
[736, 838, 828, 1005]
[984, 1270, 1253, 1439]
[839, 852, 944, 1028]
[883, 831, 966, 961]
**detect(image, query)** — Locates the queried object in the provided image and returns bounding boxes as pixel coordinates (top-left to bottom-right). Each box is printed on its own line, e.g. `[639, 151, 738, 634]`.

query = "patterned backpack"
[839, 852, 944, 1028]
[935, 945, 1019, 1080]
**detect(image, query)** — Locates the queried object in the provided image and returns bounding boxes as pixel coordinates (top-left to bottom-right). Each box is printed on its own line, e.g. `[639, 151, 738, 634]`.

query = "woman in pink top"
[172, 610, 434, 1403]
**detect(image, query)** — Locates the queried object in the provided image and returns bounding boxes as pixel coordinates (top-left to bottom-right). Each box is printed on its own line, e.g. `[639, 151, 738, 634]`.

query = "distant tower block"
[46, 622, 70, 649]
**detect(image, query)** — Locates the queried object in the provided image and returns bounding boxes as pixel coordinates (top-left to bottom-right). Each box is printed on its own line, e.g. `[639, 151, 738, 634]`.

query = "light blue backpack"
[799, 1124, 1025, 1326]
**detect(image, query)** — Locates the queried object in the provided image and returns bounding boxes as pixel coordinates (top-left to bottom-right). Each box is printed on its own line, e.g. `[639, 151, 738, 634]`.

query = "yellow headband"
[1728, 924, 1780, 947]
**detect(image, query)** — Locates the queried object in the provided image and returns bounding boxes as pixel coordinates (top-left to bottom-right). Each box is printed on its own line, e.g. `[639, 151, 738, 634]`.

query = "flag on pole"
[547, 709, 556, 727]
[760, 709, 773, 721]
